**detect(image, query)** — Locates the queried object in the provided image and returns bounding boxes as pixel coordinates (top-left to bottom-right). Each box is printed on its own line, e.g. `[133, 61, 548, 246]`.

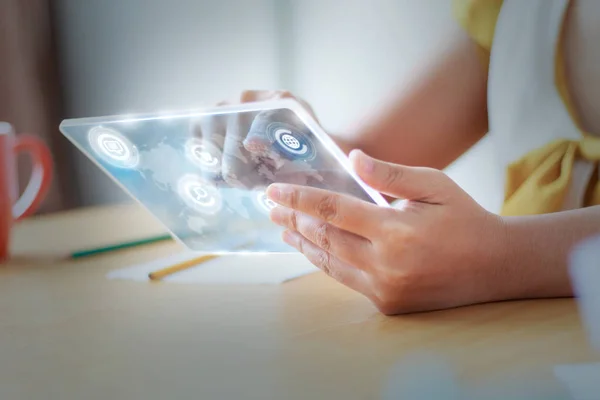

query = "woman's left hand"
[266, 150, 510, 315]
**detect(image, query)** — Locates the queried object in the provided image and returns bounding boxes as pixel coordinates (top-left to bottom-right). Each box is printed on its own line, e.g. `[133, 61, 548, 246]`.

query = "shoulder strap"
[452, 0, 504, 70]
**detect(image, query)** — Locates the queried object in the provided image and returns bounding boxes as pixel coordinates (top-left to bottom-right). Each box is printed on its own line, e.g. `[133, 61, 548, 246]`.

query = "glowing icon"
[280, 133, 301, 150]
[178, 174, 222, 215]
[188, 185, 217, 208]
[101, 137, 127, 157]
[185, 139, 222, 173]
[88, 126, 139, 168]
[275, 129, 307, 155]
[194, 147, 218, 166]
[191, 185, 208, 200]
[253, 191, 278, 214]
[266, 122, 316, 161]
[263, 196, 277, 210]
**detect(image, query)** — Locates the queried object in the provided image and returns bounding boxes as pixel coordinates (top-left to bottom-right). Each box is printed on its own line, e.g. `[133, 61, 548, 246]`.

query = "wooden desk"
[1, 204, 596, 399]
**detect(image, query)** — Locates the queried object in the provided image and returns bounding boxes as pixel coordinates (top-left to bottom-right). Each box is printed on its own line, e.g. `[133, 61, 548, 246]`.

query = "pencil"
[70, 234, 173, 259]
[148, 254, 219, 281]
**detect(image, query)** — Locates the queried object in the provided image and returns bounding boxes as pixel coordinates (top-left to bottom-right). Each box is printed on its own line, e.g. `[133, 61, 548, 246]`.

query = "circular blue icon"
[265, 122, 316, 161]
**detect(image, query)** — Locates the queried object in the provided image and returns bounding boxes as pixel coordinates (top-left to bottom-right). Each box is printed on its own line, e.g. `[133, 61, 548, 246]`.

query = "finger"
[282, 229, 369, 294]
[221, 112, 263, 189]
[235, 91, 318, 155]
[244, 109, 310, 187]
[239, 90, 292, 103]
[270, 207, 373, 268]
[186, 111, 228, 185]
[244, 109, 278, 154]
[197, 112, 227, 146]
[221, 102, 296, 189]
[266, 183, 381, 238]
[350, 149, 455, 203]
[239, 90, 319, 121]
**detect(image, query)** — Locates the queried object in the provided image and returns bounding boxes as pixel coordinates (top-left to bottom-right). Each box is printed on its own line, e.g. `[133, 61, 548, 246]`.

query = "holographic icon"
[88, 126, 139, 168]
[265, 122, 316, 161]
[185, 138, 222, 173]
[177, 174, 222, 215]
[102, 138, 126, 157]
[252, 191, 278, 214]
[280, 132, 301, 150]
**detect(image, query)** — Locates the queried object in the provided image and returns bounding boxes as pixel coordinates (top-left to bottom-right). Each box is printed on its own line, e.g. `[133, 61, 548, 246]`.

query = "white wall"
[287, 0, 501, 212]
[55, 0, 500, 212]
[289, 0, 457, 129]
[54, 0, 282, 206]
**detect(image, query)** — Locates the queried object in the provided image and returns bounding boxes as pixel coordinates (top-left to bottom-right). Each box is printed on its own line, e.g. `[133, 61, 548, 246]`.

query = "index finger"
[266, 183, 382, 238]
[221, 111, 262, 189]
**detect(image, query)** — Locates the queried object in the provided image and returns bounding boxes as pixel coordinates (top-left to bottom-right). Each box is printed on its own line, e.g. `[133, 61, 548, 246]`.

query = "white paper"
[382, 353, 464, 400]
[382, 354, 575, 399]
[107, 251, 318, 284]
[549, 236, 600, 400]
[554, 363, 600, 400]
[569, 235, 600, 351]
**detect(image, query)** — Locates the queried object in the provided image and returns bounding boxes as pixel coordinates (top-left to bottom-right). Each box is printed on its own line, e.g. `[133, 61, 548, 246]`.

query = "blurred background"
[1, 0, 498, 214]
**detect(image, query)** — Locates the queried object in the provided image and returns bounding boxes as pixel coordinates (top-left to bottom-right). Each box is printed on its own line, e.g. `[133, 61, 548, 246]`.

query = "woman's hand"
[266, 150, 510, 315]
[203, 90, 321, 189]
[224, 90, 319, 120]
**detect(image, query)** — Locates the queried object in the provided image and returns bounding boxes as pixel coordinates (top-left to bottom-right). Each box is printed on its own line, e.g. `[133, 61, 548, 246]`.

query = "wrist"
[476, 212, 514, 302]
[492, 215, 574, 301]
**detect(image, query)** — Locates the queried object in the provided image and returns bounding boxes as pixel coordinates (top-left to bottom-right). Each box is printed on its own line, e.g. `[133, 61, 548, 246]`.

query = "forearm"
[497, 206, 600, 300]
[331, 30, 489, 170]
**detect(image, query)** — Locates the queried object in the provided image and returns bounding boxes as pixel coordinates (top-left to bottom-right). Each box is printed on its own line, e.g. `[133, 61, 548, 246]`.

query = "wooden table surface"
[1, 203, 596, 399]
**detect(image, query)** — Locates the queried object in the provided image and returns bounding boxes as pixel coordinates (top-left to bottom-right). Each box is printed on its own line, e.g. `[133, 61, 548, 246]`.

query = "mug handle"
[12, 134, 53, 220]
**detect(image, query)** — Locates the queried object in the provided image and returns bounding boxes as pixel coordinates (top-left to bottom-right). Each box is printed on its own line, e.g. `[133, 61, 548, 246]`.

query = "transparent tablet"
[60, 99, 389, 253]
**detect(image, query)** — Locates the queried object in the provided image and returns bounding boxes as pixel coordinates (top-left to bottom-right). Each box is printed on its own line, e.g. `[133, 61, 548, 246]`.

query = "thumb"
[350, 150, 454, 202]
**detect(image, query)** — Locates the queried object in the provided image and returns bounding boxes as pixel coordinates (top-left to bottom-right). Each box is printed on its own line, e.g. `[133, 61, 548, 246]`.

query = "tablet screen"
[60, 101, 387, 253]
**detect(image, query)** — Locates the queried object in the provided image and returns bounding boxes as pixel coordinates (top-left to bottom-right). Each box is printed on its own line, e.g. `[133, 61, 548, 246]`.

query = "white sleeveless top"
[486, 0, 599, 213]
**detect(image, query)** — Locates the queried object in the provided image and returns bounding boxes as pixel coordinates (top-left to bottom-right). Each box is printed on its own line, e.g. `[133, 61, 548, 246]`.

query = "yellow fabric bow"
[453, 0, 600, 216]
[502, 137, 600, 215]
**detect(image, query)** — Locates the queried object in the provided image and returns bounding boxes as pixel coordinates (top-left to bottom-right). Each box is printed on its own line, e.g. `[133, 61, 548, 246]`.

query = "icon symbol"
[185, 139, 222, 173]
[281, 133, 301, 150]
[191, 185, 208, 200]
[188, 184, 217, 208]
[275, 129, 308, 155]
[177, 175, 222, 215]
[101, 138, 127, 157]
[253, 191, 277, 214]
[262, 195, 277, 210]
[88, 127, 139, 168]
[266, 122, 316, 161]
[194, 147, 218, 166]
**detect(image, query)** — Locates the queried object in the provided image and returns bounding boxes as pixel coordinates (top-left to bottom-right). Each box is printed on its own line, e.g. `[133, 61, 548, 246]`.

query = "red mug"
[0, 122, 53, 262]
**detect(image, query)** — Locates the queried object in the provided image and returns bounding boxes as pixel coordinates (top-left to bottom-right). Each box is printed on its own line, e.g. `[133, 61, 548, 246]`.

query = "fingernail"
[267, 184, 281, 201]
[353, 150, 374, 173]
[282, 230, 298, 248]
[269, 206, 283, 225]
[267, 183, 291, 204]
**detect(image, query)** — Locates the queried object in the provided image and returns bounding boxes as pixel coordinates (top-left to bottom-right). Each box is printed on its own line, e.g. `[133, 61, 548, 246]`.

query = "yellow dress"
[453, 0, 600, 216]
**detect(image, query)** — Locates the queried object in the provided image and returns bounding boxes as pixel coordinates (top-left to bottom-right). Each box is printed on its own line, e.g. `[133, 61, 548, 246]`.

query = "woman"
[225, 0, 600, 315]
